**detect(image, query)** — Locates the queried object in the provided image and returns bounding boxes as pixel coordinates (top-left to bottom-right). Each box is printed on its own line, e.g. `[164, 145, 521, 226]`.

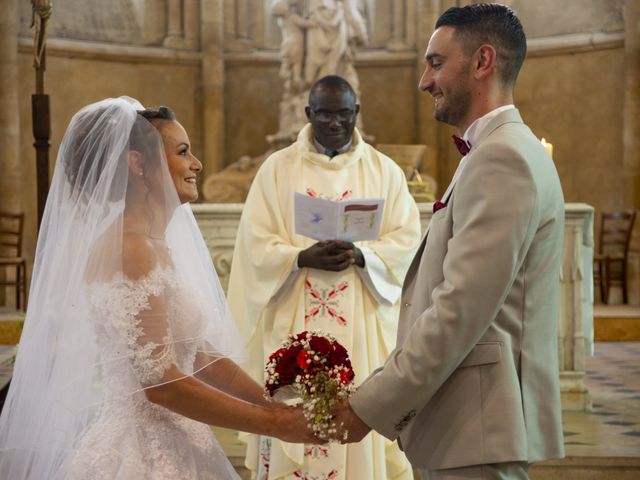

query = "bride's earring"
[127, 150, 145, 180]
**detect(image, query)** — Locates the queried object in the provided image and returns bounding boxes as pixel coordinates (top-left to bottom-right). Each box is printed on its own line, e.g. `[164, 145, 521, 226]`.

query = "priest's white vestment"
[228, 124, 421, 480]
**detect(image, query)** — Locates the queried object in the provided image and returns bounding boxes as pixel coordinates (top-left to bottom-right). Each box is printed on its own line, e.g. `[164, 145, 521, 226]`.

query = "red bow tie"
[452, 135, 471, 156]
[433, 200, 447, 213]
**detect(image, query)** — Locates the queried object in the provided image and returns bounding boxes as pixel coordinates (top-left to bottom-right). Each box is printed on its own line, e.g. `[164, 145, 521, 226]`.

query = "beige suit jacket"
[350, 109, 565, 470]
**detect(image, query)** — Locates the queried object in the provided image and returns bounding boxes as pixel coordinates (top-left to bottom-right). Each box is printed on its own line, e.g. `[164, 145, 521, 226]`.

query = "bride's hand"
[269, 405, 321, 444]
[264, 399, 287, 409]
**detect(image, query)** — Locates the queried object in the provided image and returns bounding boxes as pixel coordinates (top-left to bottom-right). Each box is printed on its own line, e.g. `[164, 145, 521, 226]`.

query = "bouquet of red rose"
[265, 330, 356, 440]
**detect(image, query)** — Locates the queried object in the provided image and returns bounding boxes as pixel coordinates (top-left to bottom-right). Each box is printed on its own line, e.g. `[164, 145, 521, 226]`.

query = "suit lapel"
[403, 109, 526, 293]
[403, 175, 457, 288]
[404, 233, 427, 286]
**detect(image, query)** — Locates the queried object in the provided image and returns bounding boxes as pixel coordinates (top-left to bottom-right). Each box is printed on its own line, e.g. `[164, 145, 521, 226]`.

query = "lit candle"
[541, 138, 553, 157]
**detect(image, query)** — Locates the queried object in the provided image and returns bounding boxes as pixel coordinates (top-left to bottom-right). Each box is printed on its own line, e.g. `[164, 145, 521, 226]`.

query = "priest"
[228, 75, 421, 480]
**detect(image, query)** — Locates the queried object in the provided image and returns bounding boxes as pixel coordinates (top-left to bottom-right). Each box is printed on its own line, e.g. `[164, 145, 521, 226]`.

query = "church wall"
[220, 0, 628, 216]
[224, 59, 282, 163]
[222, 0, 630, 307]
[430, 42, 627, 222]
[3, 0, 637, 306]
[221, 41, 628, 214]
[357, 61, 419, 146]
[517, 48, 626, 213]
[222, 56, 420, 165]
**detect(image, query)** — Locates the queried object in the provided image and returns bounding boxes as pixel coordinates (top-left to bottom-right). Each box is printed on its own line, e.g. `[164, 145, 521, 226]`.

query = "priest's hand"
[333, 399, 371, 443]
[336, 241, 365, 268]
[298, 241, 364, 271]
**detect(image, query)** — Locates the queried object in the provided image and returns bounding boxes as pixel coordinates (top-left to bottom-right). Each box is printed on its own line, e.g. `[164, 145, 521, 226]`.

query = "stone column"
[416, 0, 445, 189]
[163, 0, 200, 50]
[201, 0, 226, 175]
[164, 0, 185, 48]
[184, 0, 200, 50]
[0, 0, 21, 213]
[387, 0, 407, 51]
[139, 0, 166, 45]
[623, 0, 640, 210]
[0, 0, 21, 308]
[623, 0, 640, 304]
[235, 0, 249, 41]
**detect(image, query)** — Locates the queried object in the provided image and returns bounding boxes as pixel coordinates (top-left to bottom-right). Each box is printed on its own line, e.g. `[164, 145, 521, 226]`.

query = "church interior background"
[0, 0, 639, 478]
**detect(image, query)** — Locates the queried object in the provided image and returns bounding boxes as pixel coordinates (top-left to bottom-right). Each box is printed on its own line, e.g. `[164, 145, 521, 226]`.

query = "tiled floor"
[562, 342, 640, 457]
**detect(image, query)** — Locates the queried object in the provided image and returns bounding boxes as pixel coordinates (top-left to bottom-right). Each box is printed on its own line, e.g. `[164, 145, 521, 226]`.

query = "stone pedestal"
[192, 203, 243, 293]
[559, 204, 595, 411]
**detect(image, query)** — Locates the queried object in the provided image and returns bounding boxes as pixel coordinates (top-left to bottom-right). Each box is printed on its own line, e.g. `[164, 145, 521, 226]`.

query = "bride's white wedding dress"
[65, 266, 240, 480]
[0, 98, 249, 480]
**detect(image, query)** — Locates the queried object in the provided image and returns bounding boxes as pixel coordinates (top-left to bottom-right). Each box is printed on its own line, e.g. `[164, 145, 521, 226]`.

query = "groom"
[333, 4, 565, 479]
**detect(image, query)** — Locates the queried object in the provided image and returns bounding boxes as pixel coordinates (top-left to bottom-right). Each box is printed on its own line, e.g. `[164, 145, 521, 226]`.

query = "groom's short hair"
[436, 3, 527, 88]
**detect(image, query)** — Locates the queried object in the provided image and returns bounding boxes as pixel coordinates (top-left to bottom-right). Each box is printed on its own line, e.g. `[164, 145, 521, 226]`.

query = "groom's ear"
[127, 150, 144, 177]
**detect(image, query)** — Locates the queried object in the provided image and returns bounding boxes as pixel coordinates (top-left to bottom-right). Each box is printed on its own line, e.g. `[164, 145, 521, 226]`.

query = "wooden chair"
[593, 210, 636, 304]
[0, 212, 28, 310]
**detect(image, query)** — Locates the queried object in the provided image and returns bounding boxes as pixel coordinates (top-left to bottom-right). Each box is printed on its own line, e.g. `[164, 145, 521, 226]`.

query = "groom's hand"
[333, 400, 371, 443]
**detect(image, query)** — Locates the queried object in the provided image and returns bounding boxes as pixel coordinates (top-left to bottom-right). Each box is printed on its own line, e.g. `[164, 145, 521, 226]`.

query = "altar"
[193, 202, 595, 412]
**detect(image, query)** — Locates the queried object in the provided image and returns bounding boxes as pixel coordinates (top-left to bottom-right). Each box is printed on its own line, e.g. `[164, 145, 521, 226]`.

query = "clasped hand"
[270, 404, 318, 444]
[271, 400, 371, 445]
[298, 240, 364, 271]
[331, 400, 371, 443]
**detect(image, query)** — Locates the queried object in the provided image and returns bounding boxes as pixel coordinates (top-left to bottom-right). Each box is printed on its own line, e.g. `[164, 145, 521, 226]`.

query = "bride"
[0, 97, 314, 479]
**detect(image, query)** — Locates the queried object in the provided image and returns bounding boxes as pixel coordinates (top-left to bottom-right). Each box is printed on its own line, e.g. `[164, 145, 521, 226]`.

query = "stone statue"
[202, 150, 273, 203]
[305, 0, 367, 91]
[271, 0, 315, 93]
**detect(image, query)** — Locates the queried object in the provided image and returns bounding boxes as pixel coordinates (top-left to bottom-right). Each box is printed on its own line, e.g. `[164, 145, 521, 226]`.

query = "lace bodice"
[88, 265, 205, 388]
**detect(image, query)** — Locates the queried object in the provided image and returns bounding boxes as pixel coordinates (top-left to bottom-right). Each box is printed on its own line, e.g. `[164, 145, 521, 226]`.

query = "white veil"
[0, 97, 246, 479]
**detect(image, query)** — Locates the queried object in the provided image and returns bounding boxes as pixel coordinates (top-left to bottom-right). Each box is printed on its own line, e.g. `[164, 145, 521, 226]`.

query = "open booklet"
[294, 192, 385, 242]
